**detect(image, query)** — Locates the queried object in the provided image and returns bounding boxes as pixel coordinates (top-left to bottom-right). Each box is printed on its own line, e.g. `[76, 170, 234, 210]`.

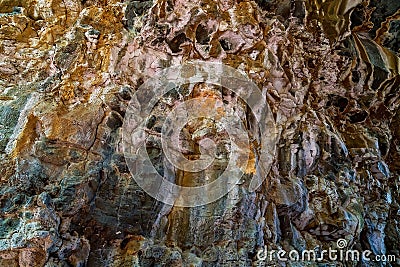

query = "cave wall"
[0, 0, 399, 266]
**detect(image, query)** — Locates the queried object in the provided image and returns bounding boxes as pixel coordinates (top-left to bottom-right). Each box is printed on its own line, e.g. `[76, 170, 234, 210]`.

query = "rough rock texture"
[0, 0, 399, 266]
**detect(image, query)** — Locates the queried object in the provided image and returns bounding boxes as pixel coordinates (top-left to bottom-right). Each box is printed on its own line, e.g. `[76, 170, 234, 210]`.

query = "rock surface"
[0, 0, 399, 266]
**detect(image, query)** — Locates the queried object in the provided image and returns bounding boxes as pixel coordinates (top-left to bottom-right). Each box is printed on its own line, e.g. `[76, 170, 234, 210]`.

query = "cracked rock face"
[0, 0, 400, 266]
